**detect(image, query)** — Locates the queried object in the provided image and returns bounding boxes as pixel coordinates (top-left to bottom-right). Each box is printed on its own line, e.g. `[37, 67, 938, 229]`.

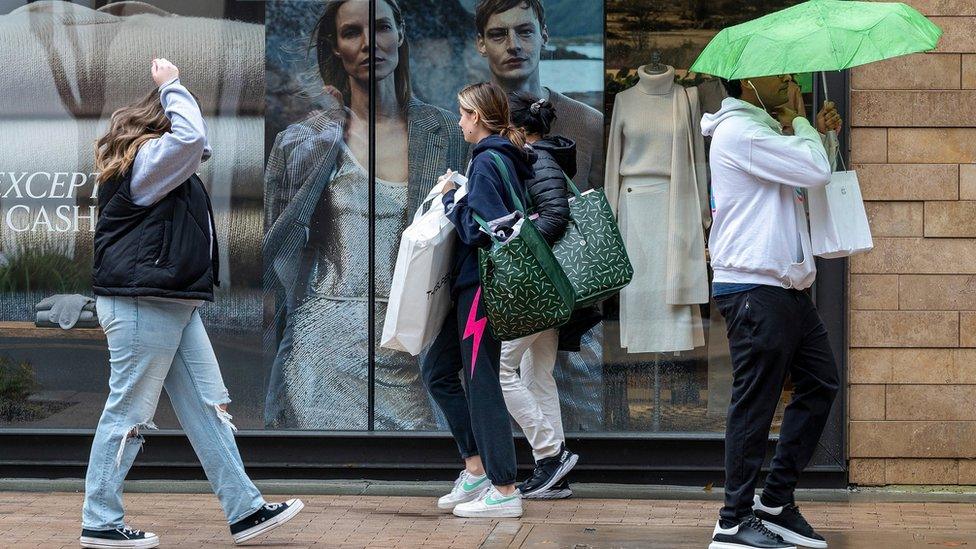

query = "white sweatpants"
[499, 329, 564, 461]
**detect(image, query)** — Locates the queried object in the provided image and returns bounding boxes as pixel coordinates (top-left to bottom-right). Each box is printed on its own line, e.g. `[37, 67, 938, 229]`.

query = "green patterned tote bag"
[551, 175, 634, 307]
[473, 151, 576, 341]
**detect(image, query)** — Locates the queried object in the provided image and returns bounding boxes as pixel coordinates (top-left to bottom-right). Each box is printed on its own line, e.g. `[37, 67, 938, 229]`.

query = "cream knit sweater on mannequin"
[605, 65, 709, 354]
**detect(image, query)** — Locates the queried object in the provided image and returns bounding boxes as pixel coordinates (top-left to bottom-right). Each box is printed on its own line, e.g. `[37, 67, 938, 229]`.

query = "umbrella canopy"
[689, 0, 942, 80]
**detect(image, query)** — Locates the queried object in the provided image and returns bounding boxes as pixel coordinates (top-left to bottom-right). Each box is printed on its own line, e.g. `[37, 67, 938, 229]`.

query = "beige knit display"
[0, 1, 264, 321]
[0, 1, 263, 118]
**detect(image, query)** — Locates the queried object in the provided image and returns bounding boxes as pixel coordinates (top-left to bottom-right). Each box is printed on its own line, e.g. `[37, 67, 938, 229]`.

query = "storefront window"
[0, 0, 265, 429]
[262, 0, 607, 432]
[1, 0, 839, 447]
[371, 0, 606, 432]
[603, 0, 809, 433]
[264, 0, 378, 430]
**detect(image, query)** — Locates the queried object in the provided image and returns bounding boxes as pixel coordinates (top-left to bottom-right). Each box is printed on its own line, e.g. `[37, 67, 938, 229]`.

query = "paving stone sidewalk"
[3, 490, 976, 548]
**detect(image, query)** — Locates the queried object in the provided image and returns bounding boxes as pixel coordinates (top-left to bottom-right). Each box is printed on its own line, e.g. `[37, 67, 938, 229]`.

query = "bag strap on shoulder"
[487, 150, 527, 214]
[563, 172, 582, 199]
[470, 150, 534, 242]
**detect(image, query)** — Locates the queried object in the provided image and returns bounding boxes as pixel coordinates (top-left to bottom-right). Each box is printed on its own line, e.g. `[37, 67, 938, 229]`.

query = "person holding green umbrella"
[692, 3, 942, 549]
[702, 75, 840, 549]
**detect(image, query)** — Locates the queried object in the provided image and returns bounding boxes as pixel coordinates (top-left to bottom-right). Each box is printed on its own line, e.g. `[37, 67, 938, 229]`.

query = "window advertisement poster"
[263, 0, 605, 431]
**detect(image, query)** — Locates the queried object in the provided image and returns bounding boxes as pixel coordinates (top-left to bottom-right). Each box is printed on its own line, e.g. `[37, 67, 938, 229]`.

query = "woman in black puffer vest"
[498, 92, 594, 500]
[82, 59, 302, 549]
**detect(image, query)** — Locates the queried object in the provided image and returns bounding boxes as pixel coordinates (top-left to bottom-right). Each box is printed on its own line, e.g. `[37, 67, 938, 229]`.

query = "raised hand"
[151, 58, 179, 87]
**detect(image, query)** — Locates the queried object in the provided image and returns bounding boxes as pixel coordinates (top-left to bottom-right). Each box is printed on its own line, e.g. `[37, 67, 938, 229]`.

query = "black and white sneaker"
[709, 516, 796, 549]
[230, 499, 305, 544]
[518, 445, 579, 498]
[79, 526, 159, 548]
[753, 495, 828, 548]
[530, 478, 573, 500]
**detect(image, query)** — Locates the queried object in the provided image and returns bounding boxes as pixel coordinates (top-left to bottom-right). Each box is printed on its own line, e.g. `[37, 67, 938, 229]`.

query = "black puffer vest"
[92, 171, 219, 301]
[526, 136, 576, 244]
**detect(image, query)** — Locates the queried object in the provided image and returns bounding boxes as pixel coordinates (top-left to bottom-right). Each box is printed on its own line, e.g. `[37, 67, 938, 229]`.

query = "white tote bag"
[381, 181, 459, 355]
[808, 133, 874, 259]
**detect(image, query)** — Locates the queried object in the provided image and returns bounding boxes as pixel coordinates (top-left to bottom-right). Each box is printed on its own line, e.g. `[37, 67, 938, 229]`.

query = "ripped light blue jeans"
[82, 296, 265, 530]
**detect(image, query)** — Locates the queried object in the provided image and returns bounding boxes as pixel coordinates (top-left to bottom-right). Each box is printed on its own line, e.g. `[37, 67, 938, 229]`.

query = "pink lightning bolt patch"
[463, 287, 488, 378]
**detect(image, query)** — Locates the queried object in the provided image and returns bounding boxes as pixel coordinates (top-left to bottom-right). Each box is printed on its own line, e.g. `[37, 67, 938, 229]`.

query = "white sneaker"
[437, 470, 490, 510]
[452, 486, 523, 518]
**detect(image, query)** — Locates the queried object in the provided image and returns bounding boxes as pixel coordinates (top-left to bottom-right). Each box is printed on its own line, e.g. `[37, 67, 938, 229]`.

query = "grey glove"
[36, 310, 99, 329]
[35, 294, 96, 329]
[36, 294, 96, 313]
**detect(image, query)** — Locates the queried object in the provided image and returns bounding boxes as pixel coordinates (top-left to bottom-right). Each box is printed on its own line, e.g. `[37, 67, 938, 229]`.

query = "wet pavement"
[3, 490, 974, 548]
[486, 524, 975, 548]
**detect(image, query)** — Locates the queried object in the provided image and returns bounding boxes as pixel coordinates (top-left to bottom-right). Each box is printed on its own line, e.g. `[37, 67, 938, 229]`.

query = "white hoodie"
[701, 97, 831, 290]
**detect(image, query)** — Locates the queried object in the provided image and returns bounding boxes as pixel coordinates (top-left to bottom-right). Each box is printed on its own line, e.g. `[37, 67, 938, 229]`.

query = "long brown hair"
[94, 89, 170, 183]
[313, 0, 412, 110]
[458, 82, 527, 150]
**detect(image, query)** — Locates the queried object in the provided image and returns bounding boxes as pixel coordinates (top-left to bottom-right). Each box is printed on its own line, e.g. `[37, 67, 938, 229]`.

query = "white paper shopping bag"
[381, 184, 457, 355]
[808, 168, 874, 259]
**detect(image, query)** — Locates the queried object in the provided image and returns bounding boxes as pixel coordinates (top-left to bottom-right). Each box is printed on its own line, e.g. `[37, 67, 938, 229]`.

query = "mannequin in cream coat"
[605, 65, 710, 354]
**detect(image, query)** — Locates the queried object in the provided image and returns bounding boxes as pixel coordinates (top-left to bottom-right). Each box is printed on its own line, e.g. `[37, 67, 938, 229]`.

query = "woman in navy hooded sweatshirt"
[423, 82, 536, 519]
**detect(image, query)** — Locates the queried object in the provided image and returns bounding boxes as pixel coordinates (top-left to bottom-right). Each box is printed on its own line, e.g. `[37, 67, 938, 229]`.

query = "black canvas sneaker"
[230, 499, 305, 544]
[753, 495, 828, 548]
[79, 526, 159, 548]
[531, 478, 574, 500]
[518, 445, 579, 498]
[709, 515, 796, 549]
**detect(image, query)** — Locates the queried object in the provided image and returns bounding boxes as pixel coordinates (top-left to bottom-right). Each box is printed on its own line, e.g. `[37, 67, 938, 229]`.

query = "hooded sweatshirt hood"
[531, 135, 577, 179]
[471, 134, 537, 183]
[701, 97, 781, 138]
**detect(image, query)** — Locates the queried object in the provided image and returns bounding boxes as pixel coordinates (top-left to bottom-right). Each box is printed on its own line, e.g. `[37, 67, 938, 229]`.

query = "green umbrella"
[689, 0, 942, 80]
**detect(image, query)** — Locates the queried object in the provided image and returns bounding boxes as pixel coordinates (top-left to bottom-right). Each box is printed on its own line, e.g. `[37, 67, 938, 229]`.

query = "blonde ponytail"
[458, 82, 529, 155]
[500, 124, 527, 150]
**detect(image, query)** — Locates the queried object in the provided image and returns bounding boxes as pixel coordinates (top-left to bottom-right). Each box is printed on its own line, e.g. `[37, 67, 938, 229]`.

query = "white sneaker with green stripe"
[437, 470, 490, 510]
[452, 486, 523, 518]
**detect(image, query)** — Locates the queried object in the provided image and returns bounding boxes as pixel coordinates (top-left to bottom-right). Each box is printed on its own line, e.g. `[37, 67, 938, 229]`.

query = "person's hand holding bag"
[151, 58, 180, 87]
[437, 169, 459, 194]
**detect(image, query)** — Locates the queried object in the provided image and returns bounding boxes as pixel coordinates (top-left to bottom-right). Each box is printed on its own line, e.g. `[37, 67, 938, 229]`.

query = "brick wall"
[847, 0, 976, 485]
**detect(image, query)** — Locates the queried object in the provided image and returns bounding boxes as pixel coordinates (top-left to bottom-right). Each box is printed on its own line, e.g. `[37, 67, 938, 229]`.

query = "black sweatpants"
[715, 286, 839, 524]
[421, 285, 518, 486]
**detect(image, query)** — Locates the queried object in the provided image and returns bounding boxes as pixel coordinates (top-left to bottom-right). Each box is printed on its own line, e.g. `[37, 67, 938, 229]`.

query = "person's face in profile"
[478, 4, 548, 83]
[744, 74, 790, 109]
[458, 106, 482, 144]
[334, 0, 403, 85]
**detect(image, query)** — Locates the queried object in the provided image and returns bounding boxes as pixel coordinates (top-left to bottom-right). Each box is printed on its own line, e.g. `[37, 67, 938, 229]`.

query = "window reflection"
[263, 0, 467, 430]
[603, 0, 809, 434]
[0, 0, 264, 429]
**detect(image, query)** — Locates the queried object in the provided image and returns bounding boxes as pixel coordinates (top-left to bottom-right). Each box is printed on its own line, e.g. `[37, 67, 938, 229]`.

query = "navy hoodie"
[442, 134, 537, 294]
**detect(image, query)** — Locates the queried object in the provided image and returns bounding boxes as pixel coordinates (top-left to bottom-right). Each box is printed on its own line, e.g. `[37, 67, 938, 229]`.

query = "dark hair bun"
[509, 91, 557, 136]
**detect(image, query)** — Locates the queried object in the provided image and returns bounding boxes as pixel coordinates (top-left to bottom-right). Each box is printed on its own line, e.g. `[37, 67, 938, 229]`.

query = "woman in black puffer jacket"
[498, 92, 589, 500]
[513, 98, 572, 244]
